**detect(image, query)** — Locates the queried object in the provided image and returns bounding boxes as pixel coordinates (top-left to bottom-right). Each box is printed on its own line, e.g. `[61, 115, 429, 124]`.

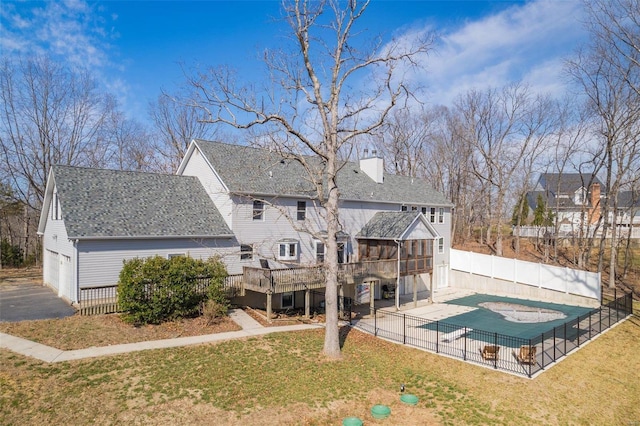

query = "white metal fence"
[450, 249, 601, 300]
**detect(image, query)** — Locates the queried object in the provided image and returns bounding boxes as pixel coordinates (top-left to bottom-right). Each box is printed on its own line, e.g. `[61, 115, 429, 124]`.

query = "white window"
[430, 208, 436, 223]
[51, 192, 61, 220]
[401, 205, 408, 212]
[411, 205, 417, 211]
[438, 237, 444, 254]
[282, 292, 294, 309]
[297, 201, 306, 221]
[421, 207, 427, 215]
[253, 200, 264, 220]
[315, 240, 325, 263]
[240, 244, 253, 260]
[438, 208, 445, 224]
[278, 241, 298, 261]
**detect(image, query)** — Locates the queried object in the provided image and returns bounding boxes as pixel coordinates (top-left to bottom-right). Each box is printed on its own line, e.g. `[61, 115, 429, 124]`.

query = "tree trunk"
[322, 161, 341, 359]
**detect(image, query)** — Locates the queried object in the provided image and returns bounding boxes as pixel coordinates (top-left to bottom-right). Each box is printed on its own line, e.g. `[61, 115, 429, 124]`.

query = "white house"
[39, 140, 454, 310]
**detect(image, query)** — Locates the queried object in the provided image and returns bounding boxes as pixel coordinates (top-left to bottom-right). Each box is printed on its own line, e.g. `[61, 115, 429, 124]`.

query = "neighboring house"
[38, 140, 454, 312]
[526, 173, 605, 230]
[616, 190, 640, 227]
[37, 166, 237, 303]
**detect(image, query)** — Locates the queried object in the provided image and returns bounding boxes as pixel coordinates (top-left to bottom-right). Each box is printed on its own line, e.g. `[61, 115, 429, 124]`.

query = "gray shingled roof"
[52, 165, 232, 239]
[536, 173, 605, 194]
[356, 211, 423, 240]
[194, 140, 452, 206]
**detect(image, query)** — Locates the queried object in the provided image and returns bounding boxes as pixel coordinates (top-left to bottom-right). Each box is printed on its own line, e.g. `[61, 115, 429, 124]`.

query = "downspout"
[394, 239, 401, 311]
[73, 239, 79, 304]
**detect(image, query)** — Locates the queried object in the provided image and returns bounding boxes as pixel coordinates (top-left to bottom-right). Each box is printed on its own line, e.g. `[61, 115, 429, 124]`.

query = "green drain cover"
[400, 393, 419, 405]
[371, 404, 391, 419]
[342, 417, 363, 426]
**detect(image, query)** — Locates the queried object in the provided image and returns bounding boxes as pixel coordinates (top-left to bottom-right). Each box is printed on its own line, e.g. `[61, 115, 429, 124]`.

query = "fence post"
[615, 288, 618, 323]
[374, 308, 378, 337]
[541, 333, 545, 369]
[553, 327, 556, 362]
[403, 314, 406, 345]
[588, 313, 592, 340]
[463, 327, 467, 360]
[528, 338, 533, 378]
[577, 316, 580, 347]
[494, 332, 498, 369]
[436, 321, 439, 353]
[564, 322, 567, 355]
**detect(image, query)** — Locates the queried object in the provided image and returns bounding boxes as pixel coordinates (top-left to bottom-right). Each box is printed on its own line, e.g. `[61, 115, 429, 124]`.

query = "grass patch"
[0, 314, 241, 350]
[1, 317, 639, 425]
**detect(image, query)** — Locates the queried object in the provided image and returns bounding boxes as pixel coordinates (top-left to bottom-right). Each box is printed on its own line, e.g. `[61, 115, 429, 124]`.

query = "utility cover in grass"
[400, 394, 419, 405]
[342, 417, 363, 426]
[371, 404, 391, 419]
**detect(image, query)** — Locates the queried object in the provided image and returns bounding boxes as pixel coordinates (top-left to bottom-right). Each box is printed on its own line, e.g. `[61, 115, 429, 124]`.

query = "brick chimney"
[589, 183, 601, 224]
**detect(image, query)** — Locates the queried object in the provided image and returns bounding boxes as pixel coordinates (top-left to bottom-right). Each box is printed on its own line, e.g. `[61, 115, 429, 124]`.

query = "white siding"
[230, 196, 453, 270]
[42, 186, 76, 299]
[77, 238, 241, 287]
[180, 147, 234, 229]
[231, 196, 323, 266]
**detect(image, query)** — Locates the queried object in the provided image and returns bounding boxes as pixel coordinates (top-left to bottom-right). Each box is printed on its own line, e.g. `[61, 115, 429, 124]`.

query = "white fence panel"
[492, 256, 515, 282]
[450, 249, 600, 300]
[539, 264, 565, 293]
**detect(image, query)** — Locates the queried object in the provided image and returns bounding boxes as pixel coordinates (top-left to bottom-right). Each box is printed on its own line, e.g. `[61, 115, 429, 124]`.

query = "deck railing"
[353, 290, 633, 378]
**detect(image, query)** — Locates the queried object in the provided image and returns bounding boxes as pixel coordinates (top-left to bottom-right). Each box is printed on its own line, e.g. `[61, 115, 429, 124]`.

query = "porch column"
[266, 290, 273, 324]
[413, 274, 418, 307]
[304, 288, 310, 318]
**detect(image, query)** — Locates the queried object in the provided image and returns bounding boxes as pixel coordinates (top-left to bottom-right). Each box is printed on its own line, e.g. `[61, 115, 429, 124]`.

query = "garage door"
[59, 254, 72, 299]
[45, 250, 59, 290]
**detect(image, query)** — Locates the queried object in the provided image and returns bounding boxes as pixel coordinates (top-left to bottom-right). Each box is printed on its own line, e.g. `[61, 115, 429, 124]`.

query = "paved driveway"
[0, 281, 76, 322]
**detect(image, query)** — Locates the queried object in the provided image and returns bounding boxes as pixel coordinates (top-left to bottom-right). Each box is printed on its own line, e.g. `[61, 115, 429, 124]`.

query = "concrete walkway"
[0, 309, 322, 363]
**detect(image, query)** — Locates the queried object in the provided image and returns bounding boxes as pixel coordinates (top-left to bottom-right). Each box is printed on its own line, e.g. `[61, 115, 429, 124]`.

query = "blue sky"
[1, 0, 587, 121]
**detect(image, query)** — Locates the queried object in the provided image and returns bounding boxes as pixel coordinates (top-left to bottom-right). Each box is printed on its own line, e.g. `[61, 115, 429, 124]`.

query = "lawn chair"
[517, 345, 537, 364]
[481, 345, 500, 361]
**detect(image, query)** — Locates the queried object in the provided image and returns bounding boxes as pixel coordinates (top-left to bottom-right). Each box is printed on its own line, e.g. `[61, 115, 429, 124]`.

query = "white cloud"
[410, 0, 587, 105]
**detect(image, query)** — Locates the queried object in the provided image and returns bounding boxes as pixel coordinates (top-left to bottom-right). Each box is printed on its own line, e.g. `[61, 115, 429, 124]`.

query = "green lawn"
[2, 313, 639, 425]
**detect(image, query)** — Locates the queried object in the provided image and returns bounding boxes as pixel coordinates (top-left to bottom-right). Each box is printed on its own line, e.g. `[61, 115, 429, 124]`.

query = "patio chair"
[481, 345, 500, 361]
[517, 345, 537, 364]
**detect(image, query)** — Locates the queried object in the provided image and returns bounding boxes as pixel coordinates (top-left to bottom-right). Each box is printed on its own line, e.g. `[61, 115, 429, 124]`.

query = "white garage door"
[45, 250, 59, 290]
[59, 254, 72, 299]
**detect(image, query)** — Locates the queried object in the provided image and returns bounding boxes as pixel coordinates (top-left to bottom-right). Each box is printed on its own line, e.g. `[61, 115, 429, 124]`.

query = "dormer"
[573, 187, 587, 205]
[359, 148, 384, 184]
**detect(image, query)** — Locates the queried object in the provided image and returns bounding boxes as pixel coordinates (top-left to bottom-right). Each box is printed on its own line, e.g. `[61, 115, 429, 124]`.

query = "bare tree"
[454, 83, 557, 256]
[185, 0, 433, 358]
[567, 0, 640, 288]
[149, 92, 222, 171]
[0, 56, 117, 209]
[105, 112, 160, 172]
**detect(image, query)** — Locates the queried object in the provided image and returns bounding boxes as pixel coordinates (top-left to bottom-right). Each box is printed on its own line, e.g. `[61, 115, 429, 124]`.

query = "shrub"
[1, 239, 24, 268]
[117, 255, 229, 325]
[201, 299, 228, 325]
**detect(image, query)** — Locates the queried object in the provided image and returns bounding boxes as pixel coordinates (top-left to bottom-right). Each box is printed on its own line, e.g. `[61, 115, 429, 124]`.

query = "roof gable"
[43, 165, 232, 239]
[356, 211, 438, 240]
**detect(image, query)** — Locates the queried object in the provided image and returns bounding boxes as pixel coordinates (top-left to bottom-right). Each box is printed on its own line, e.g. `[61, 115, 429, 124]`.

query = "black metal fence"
[78, 274, 244, 316]
[352, 291, 633, 378]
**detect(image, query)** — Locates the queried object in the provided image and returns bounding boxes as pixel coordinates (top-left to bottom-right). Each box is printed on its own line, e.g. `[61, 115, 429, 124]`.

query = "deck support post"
[304, 289, 310, 318]
[413, 274, 418, 307]
[370, 281, 375, 317]
[266, 290, 273, 324]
